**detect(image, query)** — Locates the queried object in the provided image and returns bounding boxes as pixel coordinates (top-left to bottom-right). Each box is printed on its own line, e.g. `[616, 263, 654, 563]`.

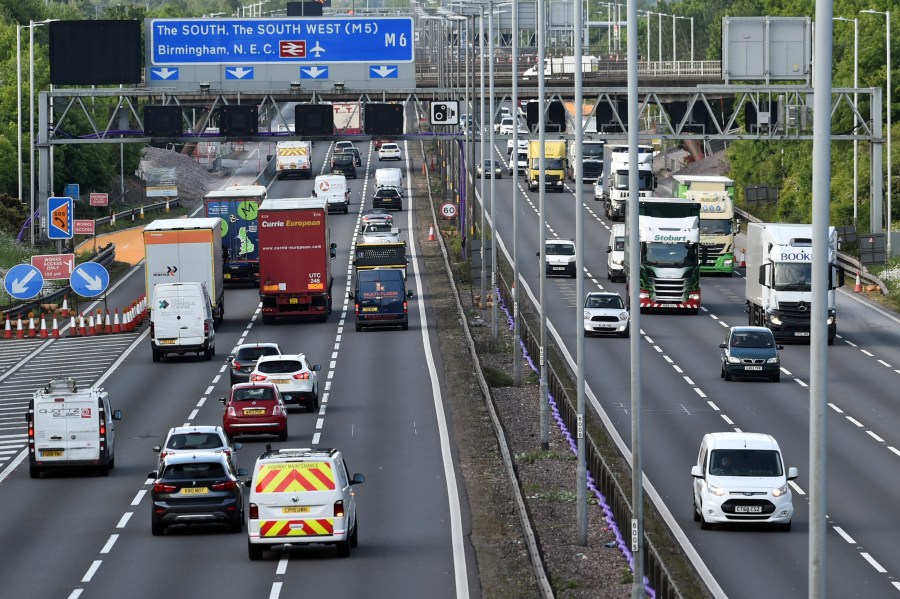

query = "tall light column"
[488, 0, 499, 338]
[512, 0, 521, 386]
[862, 9, 891, 252]
[479, 7, 487, 303]
[538, 0, 549, 451]
[834, 16, 859, 224]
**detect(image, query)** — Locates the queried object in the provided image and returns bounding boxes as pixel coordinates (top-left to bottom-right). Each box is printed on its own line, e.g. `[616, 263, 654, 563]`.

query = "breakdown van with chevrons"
[247, 447, 365, 559]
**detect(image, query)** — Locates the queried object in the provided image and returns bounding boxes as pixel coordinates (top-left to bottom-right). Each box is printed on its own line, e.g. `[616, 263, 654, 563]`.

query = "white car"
[152, 425, 240, 472]
[378, 142, 402, 161]
[692, 432, 797, 531]
[334, 140, 354, 153]
[593, 180, 605, 201]
[506, 137, 529, 155]
[540, 239, 576, 278]
[582, 292, 629, 337]
[251, 354, 321, 412]
[360, 223, 401, 244]
[497, 116, 515, 135]
[606, 224, 625, 282]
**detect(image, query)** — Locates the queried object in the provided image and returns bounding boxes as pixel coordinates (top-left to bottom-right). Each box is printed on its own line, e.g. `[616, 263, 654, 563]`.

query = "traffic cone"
[428, 225, 436, 241]
[28, 315, 37, 338]
[60, 297, 70, 318]
[69, 314, 78, 337]
[430, 157, 435, 171]
[15, 315, 24, 339]
[165, 199, 170, 213]
[141, 295, 148, 321]
[111, 211, 116, 225]
[87, 314, 95, 336]
[139, 205, 145, 219]
[123, 308, 133, 332]
[51, 317, 60, 338]
[855, 270, 862, 293]
[39, 314, 48, 339]
[112, 309, 121, 333]
[103, 311, 112, 334]
[77, 314, 86, 337]
[3, 315, 11, 339]
[739, 248, 746, 268]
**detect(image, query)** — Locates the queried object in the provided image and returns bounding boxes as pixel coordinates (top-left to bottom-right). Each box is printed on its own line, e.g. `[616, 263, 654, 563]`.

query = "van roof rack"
[42, 377, 78, 394]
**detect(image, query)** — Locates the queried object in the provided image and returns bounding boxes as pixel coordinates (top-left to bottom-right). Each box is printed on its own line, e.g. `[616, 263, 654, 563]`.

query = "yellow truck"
[526, 140, 566, 192]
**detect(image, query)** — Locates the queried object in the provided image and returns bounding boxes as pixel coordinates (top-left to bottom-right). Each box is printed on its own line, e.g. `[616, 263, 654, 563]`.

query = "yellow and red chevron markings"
[255, 462, 336, 493]
[260, 519, 334, 537]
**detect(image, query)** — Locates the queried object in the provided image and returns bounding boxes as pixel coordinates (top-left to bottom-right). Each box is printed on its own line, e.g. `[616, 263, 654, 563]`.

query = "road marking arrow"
[301, 66, 328, 79]
[11, 269, 37, 295]
[370, 65, 398, 78]
[152, 68, 178, 80]
[226, 67, 253, 79]
[76, 268, 103, 291]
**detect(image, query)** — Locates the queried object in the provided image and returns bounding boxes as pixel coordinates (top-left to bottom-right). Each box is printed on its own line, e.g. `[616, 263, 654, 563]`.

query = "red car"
[220, 383, 287, 442]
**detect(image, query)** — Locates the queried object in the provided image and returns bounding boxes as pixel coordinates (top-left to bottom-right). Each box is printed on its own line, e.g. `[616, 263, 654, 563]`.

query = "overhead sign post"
[4, 264, 45, 300]
[47, 197, 74, 240]
[70, 263, 110, 298]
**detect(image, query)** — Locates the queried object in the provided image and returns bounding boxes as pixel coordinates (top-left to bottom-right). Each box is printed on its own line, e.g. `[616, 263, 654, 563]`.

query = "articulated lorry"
[673, 175, 736, 276]
[623, 197, 701, 313]
[144, 218, 225, 324]
[600, 144, 655, 221]
[567, 139, 605, 183]
[745, 223, 841, 344]
[522, 56, 599, 79]
[526, 140, 567, 192]
[258, 198, 336, 323]
[203, 185, 267, 285]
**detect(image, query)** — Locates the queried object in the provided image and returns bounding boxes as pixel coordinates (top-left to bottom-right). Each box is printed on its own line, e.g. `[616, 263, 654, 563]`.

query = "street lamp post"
[862, 9, 891, 253]
[834, 16, 859, 224]
[28, 19, 55, 246]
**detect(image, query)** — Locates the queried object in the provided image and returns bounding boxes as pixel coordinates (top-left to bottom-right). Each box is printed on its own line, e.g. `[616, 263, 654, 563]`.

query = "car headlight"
[772, 484, 789, 498]
[583, 310, 591, 320]
[826, 315, 835, 325]
[727, 355, 741, 364]
[707, 482, 727, 497]
[770, 315, 782, 325]
[618, 311, 629, 321]
[766, 357, 779, 364]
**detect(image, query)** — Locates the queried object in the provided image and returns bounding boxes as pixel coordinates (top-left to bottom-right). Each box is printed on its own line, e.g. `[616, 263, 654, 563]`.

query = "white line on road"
[860, 552, 887, 573]
[789, 481, 806, 495]
[276, 556, 289, 575]
[131, 490, 146, 506]
[846, 416, 865, 428]
[81, 561, 102, 582]
[116, 513, 132, 528]
[100, 535, 118, 554]
[833, 526, 855, 544]
[866, 431, 885, 443]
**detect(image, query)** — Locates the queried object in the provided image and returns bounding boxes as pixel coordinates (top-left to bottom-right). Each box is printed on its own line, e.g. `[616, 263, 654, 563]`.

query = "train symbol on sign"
[431, 101, 459, 126]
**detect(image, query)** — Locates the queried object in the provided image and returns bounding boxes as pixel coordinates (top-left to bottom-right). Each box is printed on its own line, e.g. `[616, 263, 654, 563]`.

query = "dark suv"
[331, 153, 357, 179]
[372, 187, 403, 211]
[719, 326, 783, 382]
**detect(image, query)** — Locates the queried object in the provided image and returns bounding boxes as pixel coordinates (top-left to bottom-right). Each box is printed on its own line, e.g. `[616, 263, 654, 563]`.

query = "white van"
[374, 167, 403, 196]
[150, 282, 216, 362]
[247, 447, 365, 559]
[312, 174, 350, 214]
[27, 377, 122, 478]
[606, 224, 625, 282]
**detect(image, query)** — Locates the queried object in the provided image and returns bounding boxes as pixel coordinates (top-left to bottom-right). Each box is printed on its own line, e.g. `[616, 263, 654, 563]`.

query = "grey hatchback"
[719, 326, 783, 382]
[227, 342, 282, 385]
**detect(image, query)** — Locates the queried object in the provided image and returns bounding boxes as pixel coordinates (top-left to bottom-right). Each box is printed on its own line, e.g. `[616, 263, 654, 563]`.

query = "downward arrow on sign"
[371, 66, 397, 78]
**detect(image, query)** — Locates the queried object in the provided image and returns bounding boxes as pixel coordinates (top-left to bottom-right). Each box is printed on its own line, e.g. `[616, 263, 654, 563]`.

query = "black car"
[338, 146, 362, 166]
[331, 153, 357, 179]
[150, 452, 248, 536]
[719, 326, 783, 382]
[372, 187, 403, 211]
[226, 342, 282, 385]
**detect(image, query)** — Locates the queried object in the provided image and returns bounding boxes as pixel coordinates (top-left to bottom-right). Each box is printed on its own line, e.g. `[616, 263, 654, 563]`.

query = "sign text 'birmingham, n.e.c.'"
[150, 18, 414, 65]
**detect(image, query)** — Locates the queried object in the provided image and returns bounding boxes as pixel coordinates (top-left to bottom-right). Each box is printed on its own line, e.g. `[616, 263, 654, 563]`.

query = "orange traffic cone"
[739, 248, 746, 268]
[28, 315, 37, 338]
[428, 225, 436, 241]
[103, 311, 112, 334]
[124, 308, 133, 332]
[15, 315, 24, 339]
[51, 317, 60, 338]
[855, 270, 862, 293]
[3, 315, 10, 339]
[39, 314, 48, 339]
[77, 314, 87, 337]
[87, 314, 96, 336]
[112, 309, 121, 333]
[69, 315, 78, 337]
[61, 297, 70, 318]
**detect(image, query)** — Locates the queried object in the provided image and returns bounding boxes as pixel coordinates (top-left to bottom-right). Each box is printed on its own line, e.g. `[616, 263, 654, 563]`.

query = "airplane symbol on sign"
[310, 42, 325, 58]
[280, 40, 307, 58]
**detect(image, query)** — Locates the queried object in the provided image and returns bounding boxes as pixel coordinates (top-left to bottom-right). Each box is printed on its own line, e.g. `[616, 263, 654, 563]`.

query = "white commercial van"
[374, 168, 403, 196]
[312, 174, 350, 214]
[27, 377, 122, 478]
[150, 282, 216, 362]
[606, 223, 625, 282]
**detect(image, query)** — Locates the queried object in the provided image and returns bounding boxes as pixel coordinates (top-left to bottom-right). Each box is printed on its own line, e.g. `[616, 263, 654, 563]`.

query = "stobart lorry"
[623, 197, 701, 313]
[203, 185, 267, 285]
[745, 223, 841, 344]
[673, 175, 736, 276]
[527, 140, 567, 192]
[258, 198, 336, 323]
[601, 144, 655, 221]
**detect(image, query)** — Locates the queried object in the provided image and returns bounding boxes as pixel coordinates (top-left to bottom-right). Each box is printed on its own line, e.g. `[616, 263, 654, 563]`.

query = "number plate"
[159, 339, 177, 345]
[362, 307, 379, 313]
[282, 506, 311, 514]
[243, 409, 266, 415]
[289, 298, 299, 304]
[224, 273, 232, 279]
[744, 365, 763, 371]
[271, 379, 291, 385]
[794, 331, 810, 337]
[552, 266, 566, 270]
[180, 487, 209, 495]
[41, 450, 64, 457]
[734, 505, 763, 513]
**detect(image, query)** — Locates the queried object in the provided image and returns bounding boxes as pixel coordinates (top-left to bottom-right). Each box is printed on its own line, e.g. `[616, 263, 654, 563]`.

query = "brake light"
[204, 321, 209, 334]
[403, 300, 408, 314]
[211, 481, 236, 491]
[226, 406, 236, 417]
[249, 503, 259, 519]
[354, 303, 360, 315]
[273, 404, 283, 416]
[334, 499, 345, 518]
[153, 483, 177, 493]
[293, 372, 310, 380]
[250, 374, 266, 382]
[232, 360, 242, 371]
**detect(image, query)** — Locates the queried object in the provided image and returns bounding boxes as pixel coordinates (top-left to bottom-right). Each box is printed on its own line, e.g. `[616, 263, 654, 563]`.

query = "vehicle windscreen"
[585, 295, 624, 309]
[699, 219, 733, 235]
[233, 387, 276, 401]
[546, 244, 575, 256]
[642, 242, 698, 267]
[236, 346, 280, 362]
[730, 331, 774, 348]
[257, 360, 304, 374]
[163, 462, 226, 480]
[773, 263, 812, 291]
[614, 171, 655, 191]
[613, 237, 625, 251]
[709, 449, 783, 477]
[167, 432, 224, 451]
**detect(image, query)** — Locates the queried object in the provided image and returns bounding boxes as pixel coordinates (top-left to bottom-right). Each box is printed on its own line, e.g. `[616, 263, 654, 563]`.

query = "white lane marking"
[219, 365, 227, 373]
[877, 360, 892, 368]
[721, 415, 734, 425]
[828, 403, 844, 414]
[707, 401, 720, 411]
[131, 490, 146, 506]
[833, 526, 856, 544]
[188, 409, 198, 421]
[82, 561, 102, 583]
[860, 553, 887, 573]
[316, 418, 324, 430]
[866, 431, 885, 443]
[694, 388, 707, 398]
[212, 375, 221, 384]
[276, 556, 289, 575]
[311, 432, 320, 445]
[795, 379, 808, 388]
[664, 356, 673, 363]
[844, 340, 858, 347]
[789, 481, 806, 495]
[889, 446, 900, 458]
[846, 416, 865, 428]
[100, 535, 118, 554]
[673, 365, 683, 374]
[116, 513, 132, 528]
[205, 386, 214, 395]
[860, 349, 874, 357]
[197, 397, 206, 407]
[67, 590, 83, 599]
[269, 581, 283, 599]
[683, 376, 695, 385]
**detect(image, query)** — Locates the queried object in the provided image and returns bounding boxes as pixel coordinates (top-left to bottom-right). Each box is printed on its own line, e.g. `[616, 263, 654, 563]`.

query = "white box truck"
[745, 223, 842, 344]
[144, 218, 224, 325]
[27, 377, 122, 478]
[600, 144, 655, 221]
[275, 140, 312, 180]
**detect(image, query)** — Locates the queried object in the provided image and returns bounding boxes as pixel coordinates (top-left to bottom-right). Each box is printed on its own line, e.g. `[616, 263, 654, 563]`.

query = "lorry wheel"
[152, 348, 161, 363]
[29, 466, 41, 479]
[248, 541, 264, 560]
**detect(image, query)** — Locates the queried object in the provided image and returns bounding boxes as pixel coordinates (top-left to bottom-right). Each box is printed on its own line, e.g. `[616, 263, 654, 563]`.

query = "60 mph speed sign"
[440, 202, 458, 219]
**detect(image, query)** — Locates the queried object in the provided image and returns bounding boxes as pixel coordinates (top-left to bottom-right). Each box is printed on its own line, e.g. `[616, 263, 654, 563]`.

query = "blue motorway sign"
[65, 183, 80, 201]
[300, 66, 328, 79]
[150, 18, 414, 65]
[150, 67, 180, 81]
[48, 197, 74, 240]
[70, 262, 110, 298]
[4, 264, 44, 300]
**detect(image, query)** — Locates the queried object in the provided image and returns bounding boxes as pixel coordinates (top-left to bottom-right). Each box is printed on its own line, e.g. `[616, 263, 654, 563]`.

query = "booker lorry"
[257, 198, 336, 323]
[527, 140, 567, 192]
[623, 197, 701, 313]
[204, 185, 267, 285]
[673, 175, 736, 276]
[599, 143, 655, 221]
[275, 140, 312, 180]
[745, 223, 841, 345]
[144, 218, 225, 324]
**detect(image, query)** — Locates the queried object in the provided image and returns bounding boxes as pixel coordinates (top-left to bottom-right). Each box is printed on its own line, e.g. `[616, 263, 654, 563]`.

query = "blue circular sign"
[70, 262, 110, 298]
[4, 264, 44, 300]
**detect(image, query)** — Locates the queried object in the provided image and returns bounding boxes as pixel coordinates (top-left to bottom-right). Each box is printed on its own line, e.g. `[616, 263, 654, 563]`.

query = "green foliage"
[0, 194, 29, 236]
